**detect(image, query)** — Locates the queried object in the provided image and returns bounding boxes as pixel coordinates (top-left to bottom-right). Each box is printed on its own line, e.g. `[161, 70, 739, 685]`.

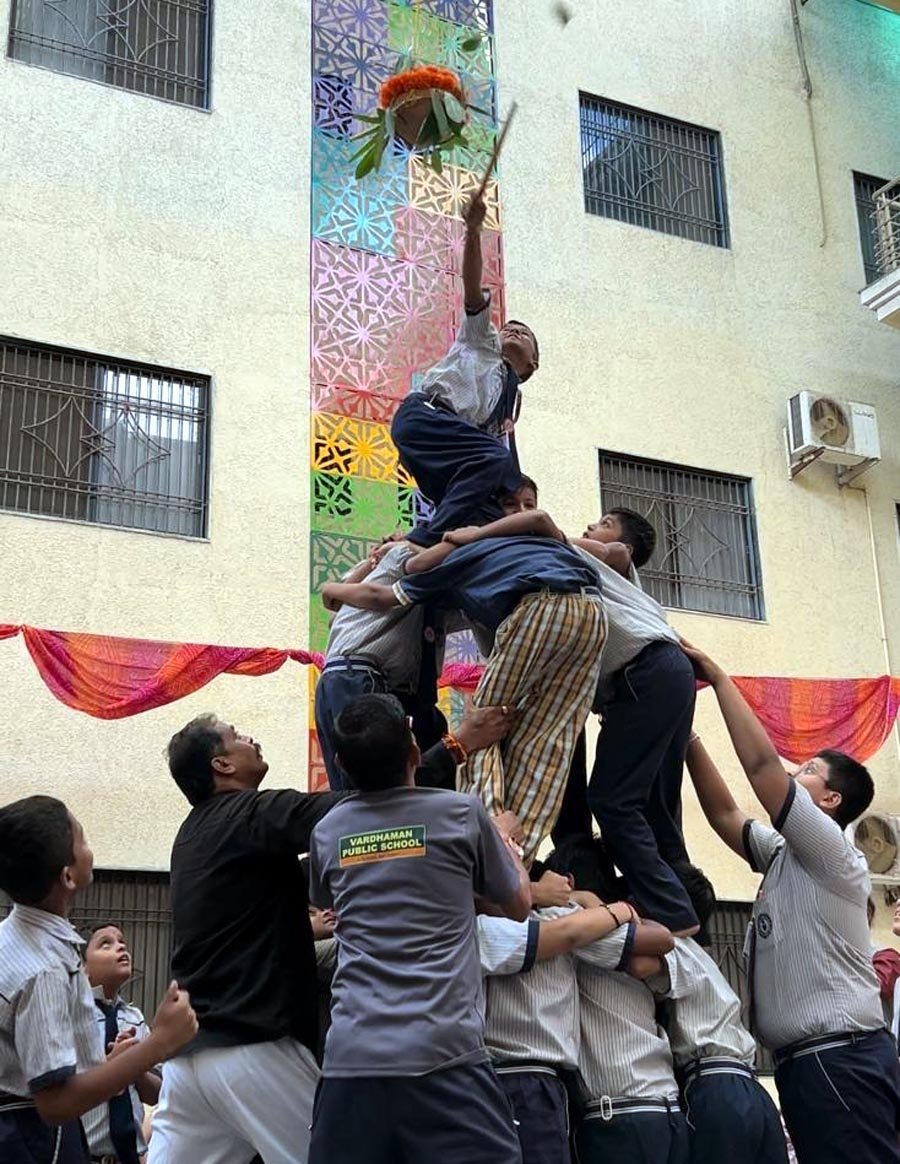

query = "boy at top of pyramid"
[391, 189, 539, 547]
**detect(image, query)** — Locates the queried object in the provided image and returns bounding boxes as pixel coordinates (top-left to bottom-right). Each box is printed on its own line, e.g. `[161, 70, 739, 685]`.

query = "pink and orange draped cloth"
[1, 623, 898, 765]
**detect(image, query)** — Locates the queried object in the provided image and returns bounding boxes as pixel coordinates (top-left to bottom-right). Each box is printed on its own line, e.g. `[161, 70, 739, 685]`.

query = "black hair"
[504, 319, 539, 379]
[166, 715, 225, 806]
[818, 749, 874, 828]
[498, 474, 539, 506]
[544, 835, 625, 902]
[669, 858, 717, 946]
[606, 507, 657, 569]
[0, 795, 74, 905]
[334, 694, 414, 792]
[86, 920, 126, 940]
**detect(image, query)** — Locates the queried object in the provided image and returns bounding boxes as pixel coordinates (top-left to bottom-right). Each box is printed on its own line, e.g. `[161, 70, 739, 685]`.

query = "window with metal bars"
[854, 171, 889, 286]
[7, 0, 211, 108]
[598, 451, 764, 620]
[580, 94, 729, 248]
[0, 337, 210, 536]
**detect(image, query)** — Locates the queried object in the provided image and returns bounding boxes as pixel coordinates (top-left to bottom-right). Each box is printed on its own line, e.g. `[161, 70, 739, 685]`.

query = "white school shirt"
[413, 292, 505, 429]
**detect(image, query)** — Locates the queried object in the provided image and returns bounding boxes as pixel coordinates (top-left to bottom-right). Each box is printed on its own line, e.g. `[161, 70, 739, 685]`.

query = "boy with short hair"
[682, 644, 900, 1164]
[391, 191, 539, 546]
[557, 508, 699, 934]
[0, 796, 196, 1164]
[307, 693, 531, 1164]
[316, 477, 538, 790]
[82, 923, 160, 1164]
[321, 511, 606, 865]
[478, 894, 674, 1164]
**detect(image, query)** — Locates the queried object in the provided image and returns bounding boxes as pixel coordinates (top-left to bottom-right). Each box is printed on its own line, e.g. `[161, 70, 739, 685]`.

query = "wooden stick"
[474, 101, 518, 198]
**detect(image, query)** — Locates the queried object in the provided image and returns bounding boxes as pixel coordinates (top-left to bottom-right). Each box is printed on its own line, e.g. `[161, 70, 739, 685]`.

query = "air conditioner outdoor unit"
[848, 812, 900, 886]
[788, 392, 880, 466]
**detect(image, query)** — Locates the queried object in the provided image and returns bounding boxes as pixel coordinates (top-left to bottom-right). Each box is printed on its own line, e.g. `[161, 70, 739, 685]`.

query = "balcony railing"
[873, 178, 900, 278]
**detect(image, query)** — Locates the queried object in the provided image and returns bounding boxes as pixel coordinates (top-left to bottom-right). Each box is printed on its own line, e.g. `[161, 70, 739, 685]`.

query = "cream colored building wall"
[0, 0, 315, 868]
[495, 0, 900, 903]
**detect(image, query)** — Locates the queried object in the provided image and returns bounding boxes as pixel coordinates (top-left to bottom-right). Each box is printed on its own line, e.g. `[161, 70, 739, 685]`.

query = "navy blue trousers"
[390, 394, 521, 546]
[0, 1110, 89, 1164]
[577, 1110, 690, 1164]
[775, 1030, 900, 1164]
[314, 661, 387, 790]
[555, 642, 698, 931]
[498, 1070, 571, 1164]
[309, 1063, 522, 1164]
[683, 1073, 787, 1164]
[314, 661, 449, 791]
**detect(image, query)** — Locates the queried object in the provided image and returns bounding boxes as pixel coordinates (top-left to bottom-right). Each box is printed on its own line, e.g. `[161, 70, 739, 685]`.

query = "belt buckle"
[600, 1095, 613, 1122]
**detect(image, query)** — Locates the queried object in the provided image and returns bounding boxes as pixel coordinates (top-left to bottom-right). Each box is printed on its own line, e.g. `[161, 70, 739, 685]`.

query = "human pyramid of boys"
[2, 190, 900, 1164]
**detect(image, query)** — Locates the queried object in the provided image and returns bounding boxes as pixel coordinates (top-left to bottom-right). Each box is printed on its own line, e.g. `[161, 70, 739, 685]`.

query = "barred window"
[0, 337, 209, 537]
[580, 94, 729, 248]
[854, 171, 888, 286]
[8, 0, 211, 108]
[598, 451, 764, 620]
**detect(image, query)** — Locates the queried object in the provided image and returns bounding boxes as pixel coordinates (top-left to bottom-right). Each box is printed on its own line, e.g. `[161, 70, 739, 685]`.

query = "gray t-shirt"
[309, 786, 521, 1077]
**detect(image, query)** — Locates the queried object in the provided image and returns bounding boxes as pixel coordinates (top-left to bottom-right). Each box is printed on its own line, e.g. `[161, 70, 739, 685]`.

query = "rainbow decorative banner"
[308, 0, 504, 789]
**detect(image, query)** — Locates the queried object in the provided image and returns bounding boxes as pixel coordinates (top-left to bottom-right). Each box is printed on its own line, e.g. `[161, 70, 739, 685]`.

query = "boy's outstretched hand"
[462, 191, 487, 232]
[679, 638, 725, 686]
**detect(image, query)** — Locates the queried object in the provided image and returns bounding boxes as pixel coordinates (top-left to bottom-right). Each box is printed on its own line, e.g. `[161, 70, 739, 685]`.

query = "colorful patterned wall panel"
[309, 0, 504, 789]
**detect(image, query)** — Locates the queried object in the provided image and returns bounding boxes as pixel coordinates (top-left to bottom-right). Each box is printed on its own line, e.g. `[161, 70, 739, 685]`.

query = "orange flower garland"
[379, 66, 464, 110]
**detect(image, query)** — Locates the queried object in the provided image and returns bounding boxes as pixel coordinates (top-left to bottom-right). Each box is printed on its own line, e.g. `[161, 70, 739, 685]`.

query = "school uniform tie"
[96, 1000, 141, 1164]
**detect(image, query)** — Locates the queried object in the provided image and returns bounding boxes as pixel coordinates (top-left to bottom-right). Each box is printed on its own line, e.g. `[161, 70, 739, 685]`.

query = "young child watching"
[82, 923, 161, 1164]
[0, 796, 196, 1164]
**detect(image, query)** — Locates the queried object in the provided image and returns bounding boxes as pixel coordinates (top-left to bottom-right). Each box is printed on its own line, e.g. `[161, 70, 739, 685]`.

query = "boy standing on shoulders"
[0, 796, 196, 1164]
[308, 694, 530, 1164]
[82, 923, 161, 1164]
[390, 191, 539, 546]
[682, 642, 900, 1164]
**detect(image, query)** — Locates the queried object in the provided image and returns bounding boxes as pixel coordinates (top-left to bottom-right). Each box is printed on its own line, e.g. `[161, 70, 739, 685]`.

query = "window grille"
[0, 337, 210, 537]
[8, 0, 211, 108]
[598, 450, 764, 620]
[580, 93, 729, 248]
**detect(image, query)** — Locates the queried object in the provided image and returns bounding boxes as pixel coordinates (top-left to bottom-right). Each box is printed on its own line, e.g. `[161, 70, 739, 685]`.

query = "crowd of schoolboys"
[1, 190, 899, 1164]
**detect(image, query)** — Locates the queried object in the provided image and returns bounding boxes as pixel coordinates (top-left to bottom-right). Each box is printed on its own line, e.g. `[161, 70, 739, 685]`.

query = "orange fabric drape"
[1, 625, 898, 762]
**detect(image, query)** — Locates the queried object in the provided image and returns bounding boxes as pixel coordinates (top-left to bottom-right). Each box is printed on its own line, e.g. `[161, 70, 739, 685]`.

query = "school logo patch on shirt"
[338, 826, 427, 867]
[757, 912, 773, 940]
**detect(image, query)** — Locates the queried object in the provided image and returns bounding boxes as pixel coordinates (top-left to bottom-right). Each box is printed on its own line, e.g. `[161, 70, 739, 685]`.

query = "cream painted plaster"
[495, 0, 900, 900]
[0, 0, 314, 867]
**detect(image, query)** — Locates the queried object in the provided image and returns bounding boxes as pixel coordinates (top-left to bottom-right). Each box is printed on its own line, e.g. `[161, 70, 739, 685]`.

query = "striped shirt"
[477, 906, 575, 1068]
[572, 551, 679, 702]
[653, 936, 756, 1068]
[82, 988, 154, 1156]
[577, 934, 679, 1101]
[325, 543, 423, 690]
[0, 905, 102, 1097]
[743, 780, 884, 1050]
[414, 292, 505, 429]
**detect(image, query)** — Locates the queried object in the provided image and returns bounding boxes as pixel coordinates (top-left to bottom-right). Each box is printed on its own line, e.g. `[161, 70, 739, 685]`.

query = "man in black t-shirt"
[148, 708, 515, 1164]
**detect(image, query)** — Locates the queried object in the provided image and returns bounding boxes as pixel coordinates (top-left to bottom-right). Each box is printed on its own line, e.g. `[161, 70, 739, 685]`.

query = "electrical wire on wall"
[790, 0, 829, 248]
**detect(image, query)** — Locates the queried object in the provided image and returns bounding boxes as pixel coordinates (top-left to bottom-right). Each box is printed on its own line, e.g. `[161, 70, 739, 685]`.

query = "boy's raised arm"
[682, 640, 791, 827]
[462, 193, 487, 311]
